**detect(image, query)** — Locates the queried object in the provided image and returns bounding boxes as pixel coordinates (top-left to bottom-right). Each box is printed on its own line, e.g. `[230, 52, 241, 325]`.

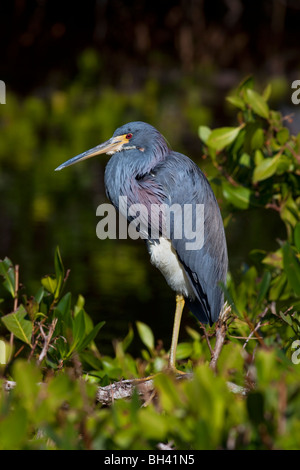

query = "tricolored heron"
[55, 121, 228, 372]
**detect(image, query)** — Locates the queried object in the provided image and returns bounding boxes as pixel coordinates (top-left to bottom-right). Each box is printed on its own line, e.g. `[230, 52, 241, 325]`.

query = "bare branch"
[2, 303, 251, 406]
[157, 441, 175, 450]
[13, 265, 19, 312]
[8, 265, 20, 362]
[96, 377, 156, 405]
[209, 304, 232, 372]
[3, 371, 248, 403]
[242, 307, 269, 350]
[36, 318, 58, 366]
[3, 380, 16, 391]
[200, 325, 214, 356]
[95, 370, 248, 405]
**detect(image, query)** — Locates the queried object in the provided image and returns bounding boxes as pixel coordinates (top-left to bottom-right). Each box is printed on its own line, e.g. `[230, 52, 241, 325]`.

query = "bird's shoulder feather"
[150, 151, 228, 324]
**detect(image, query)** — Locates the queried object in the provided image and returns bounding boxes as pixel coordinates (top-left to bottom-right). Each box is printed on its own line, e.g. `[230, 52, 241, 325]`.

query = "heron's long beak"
[54, 135, 126, 171]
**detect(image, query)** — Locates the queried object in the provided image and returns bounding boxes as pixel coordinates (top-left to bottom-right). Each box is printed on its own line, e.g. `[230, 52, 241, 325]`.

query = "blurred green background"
[0, 0, 299, 353]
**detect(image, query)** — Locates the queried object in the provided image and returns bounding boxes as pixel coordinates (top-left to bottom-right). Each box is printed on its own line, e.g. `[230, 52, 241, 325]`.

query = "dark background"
[0, 0, 299, 354]
[1, 0, 300, 93]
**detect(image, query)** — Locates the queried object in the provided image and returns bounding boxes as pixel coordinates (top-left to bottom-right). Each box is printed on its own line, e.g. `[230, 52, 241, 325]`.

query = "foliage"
[200, 76, 300, 357]
[1, 78, 300, 449]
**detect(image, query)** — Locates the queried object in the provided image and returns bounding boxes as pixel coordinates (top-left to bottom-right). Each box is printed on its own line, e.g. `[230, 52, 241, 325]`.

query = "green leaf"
[263, 249, 283, 269]
[220, 281, 240, 316]
[138, 408, 168, 441]
[24, 297, 39, 321]
[282, 243, 300, 296]
[280, 311, 293, 326]
[247, 392, 265, 425]
[269, 273, 287, 301]
[245, 89, 269, 119]
[186, 326, 201, 341]
[198, 125, 211, 144]
[41, 275, 57, 294]
[69, 309, 86, 354]
[176, 342, 193, 360]
[253, 153, 280, 183]
[54, 246, 65, 298]
[262, 83, 272, 101]
[206, 126, 243, 151]
[0, 258, 15, 298]
[54, 292, 72, 334]
[0, 340, 8, 365]
[277, 127, 290, 145]
[54, 246, 64, 279]
[294, 222, 300, 252]
[222, 182, 252, 210]
[122, 324, 134, 352]
[13, 360, 42, 413]
[239, 153, 251, 168]
[255, 349, 279, 385]
[0, 405, 27, 450]
[238, 75, 254, 92]
[280, 194, 299, 228]
[77, 321, 105, 353]
[251, 128, 264, 150]
[276, 155, 292, 175]
[226, 95, 245, 110]
[74, 294, 85, 316]
[55, 292, 72, 318]
[257, 271, 271, 304]
[254, 149, 264, 166]
[1, 305, 33, 346]
[34, 286, 45, 304]
[136, 321, 154, 352]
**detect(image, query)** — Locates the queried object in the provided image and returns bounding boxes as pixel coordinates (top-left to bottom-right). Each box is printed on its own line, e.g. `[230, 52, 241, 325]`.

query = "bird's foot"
[166, 365, 187, 377]
[132, 373, 161, 383]
[132, 366, 187, 383]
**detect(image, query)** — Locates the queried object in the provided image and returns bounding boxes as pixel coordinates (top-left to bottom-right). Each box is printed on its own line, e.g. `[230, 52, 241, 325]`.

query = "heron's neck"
[104, 147, 167, 210]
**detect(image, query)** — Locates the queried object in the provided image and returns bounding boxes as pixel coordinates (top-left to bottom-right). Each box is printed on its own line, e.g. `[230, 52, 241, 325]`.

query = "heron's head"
[55, 121, 169, 171]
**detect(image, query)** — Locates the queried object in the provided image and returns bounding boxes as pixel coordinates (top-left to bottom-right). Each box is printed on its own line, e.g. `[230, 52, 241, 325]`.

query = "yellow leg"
[133, 294, 186, 383]
[168, 294, 185, 373]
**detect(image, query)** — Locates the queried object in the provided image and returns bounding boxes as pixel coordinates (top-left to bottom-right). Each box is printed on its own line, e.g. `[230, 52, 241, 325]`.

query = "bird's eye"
[126, 133, 133, 140]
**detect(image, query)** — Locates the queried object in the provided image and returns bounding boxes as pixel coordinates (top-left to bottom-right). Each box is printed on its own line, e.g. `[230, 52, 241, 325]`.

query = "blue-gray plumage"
[55, 121, 228, 372]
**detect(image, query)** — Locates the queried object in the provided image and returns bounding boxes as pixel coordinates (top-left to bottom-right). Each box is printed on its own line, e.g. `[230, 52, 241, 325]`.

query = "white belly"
[148, 238, 195, 299]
